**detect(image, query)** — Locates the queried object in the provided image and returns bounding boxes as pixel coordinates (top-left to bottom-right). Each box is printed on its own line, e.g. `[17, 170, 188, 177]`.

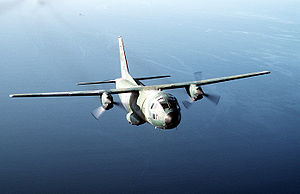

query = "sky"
[1, 0, 300, 193]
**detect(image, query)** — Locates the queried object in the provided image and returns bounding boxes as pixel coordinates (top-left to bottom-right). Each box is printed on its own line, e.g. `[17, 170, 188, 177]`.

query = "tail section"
[118, 36, 130, 79]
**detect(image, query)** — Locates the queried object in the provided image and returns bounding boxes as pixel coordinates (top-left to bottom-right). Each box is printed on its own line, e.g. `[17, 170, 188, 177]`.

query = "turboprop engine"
[186, 84, 204, 101]
[183, 83, 221, 109]
[101, 92, 114, 110]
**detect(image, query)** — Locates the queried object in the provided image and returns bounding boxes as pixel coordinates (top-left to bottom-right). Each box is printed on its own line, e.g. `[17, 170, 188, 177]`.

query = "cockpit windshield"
[160, 102, 169, 109]
[154, 94, 180, 111]
[159, 98, 178, 110]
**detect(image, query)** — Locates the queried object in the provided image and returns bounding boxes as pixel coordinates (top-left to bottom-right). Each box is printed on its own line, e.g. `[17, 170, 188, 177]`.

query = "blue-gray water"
[1, 0, 300, 193]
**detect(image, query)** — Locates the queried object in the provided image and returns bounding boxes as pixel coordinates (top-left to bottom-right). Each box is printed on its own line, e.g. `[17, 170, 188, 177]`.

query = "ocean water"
[1, 0, 300, 193]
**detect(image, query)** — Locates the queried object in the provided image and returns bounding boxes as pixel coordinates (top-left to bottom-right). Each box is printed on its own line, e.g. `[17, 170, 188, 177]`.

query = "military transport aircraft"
[10, 36, 270, 129]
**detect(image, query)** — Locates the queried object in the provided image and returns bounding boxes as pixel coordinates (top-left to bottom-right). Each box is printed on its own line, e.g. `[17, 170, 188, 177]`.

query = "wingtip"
[9, 94, 14, 98]
[259, 70, 270, 74]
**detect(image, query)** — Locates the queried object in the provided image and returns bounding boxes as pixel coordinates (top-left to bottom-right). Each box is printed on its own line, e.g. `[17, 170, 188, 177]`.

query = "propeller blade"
[194, 71, 202, 81]
[182, 98, 194, 109]
[203, 93, 221, 105]
[91, 106, 105, 120]
[182, 100, 192, 109]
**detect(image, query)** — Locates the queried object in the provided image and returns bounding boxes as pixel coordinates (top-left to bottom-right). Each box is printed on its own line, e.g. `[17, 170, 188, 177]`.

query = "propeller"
[182, 72, 221, 109]
[91, 101, 126, 120]
[182, 98, 194, 109]
[203, 93, 220, 105]
[91, 106, 106, 120]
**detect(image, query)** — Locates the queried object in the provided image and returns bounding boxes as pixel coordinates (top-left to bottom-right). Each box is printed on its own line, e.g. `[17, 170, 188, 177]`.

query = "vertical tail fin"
[118, 36, 130, 78]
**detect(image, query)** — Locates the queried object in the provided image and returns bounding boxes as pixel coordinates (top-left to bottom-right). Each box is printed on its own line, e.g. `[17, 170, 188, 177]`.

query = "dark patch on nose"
[165, 111, 181, 129]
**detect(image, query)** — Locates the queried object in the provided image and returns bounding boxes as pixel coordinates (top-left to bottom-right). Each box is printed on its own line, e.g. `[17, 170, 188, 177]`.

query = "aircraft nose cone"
[164, 111, 181, 129]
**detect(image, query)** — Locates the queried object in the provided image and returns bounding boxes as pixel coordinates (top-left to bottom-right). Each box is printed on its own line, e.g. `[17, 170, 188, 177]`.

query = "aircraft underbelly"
[115, 79, 144, 118]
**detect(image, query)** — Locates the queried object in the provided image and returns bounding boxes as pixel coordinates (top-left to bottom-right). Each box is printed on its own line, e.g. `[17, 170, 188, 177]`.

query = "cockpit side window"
[151, 103, 155, 109]
[160, 98, 180, 110]
[151, 102, 158, 110]
[152, 114, 158, 119]
[155, 94, 180, 111]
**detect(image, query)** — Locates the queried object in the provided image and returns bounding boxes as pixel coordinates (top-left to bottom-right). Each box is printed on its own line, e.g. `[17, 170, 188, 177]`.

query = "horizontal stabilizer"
[134, 75, 171, 81]
[77, 80, 115, 85]
[77, 75, 170, 86]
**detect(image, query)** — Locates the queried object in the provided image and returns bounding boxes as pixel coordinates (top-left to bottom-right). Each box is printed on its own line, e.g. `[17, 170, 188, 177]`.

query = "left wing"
[9, 71, 270, 98]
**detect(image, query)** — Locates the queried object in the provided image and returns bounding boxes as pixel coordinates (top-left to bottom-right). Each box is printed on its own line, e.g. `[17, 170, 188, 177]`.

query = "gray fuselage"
[115, 77, 181, 129]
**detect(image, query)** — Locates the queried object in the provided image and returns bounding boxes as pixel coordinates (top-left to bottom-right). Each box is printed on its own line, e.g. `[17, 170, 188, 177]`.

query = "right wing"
[9, 90, 106, 98]
[9, 87, 141, 98]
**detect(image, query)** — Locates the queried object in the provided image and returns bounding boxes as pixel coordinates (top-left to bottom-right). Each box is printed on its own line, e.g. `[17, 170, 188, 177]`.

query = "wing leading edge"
[9, 87, 141, 98]
[9, 71, 270, 98]
[145, 70, 271, 90]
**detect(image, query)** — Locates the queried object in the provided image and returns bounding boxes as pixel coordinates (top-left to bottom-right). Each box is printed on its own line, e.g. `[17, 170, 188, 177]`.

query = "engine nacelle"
[126, 112, 145, 125]
[186, 84, 204, 101]
[101, 92, 114, 110]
